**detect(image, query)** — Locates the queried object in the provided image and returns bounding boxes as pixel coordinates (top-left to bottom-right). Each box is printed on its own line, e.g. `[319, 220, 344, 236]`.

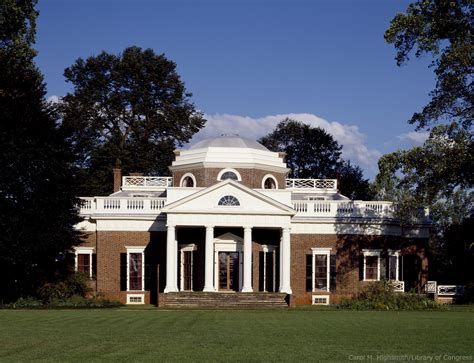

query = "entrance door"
[182, 250, 193, 291]
[218, 252, 240, 291]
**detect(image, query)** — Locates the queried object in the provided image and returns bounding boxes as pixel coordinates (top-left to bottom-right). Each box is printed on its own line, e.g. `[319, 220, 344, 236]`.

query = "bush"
[338, 281, 443, 310]
[3, 295, 122, 309]
[37, 272, 91, 303]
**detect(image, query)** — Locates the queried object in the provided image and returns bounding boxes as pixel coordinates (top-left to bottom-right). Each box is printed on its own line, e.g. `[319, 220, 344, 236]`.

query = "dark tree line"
[260, 118, 374, 200]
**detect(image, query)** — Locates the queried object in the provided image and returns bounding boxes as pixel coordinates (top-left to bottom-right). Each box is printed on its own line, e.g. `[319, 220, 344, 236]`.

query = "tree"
[259, 118, 373, 200]
[60, 47, 206, 196]
[377, 0, 473, 288]
[385, 0, 472, 131]
[0, 0, 80, 301]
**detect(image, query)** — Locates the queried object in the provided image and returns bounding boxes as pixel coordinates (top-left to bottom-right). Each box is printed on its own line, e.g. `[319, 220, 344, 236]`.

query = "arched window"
[217, 168, 242, 182]
[180, 173, 196, 187]
[218, 195, 240, 206]
[220, 171, 238, 181]
[182, 176, 194, 187]
[262, 175, 278, 189]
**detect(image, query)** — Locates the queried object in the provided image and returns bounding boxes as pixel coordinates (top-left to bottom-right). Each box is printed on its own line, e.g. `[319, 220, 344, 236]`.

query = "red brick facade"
[172, 167, 287, 189]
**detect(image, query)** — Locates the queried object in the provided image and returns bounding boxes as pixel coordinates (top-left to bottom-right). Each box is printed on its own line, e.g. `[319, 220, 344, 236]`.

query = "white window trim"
[180, 244, 197, 291]
[73, 247, 94, 278]
[179, 173, 196, 187]
[217, 168, 242, 181]
[311, 248, 331, 292]
[362, 249, 382, 281]
[125, 246, 146, 292]
[261, 174, 278, 189]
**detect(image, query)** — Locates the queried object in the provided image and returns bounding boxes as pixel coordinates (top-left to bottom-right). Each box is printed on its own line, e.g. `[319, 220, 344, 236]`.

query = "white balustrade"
[437, 285, 464, 296]
[291, 200, 395, 219]
[78, 197, 167, 215]
[122, 176, 173, 190]
[286, 178, 337, 191]
[425, 281, 437, 294]
[389, 280, 405, 292]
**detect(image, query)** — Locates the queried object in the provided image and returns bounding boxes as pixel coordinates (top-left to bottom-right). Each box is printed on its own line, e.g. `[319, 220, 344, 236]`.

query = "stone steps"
[160, 292, 289, 308]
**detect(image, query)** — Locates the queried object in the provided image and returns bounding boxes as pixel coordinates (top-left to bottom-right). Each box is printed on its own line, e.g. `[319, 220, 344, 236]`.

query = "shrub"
[338, 281, 443, 310]
[37, 272, 91, 303]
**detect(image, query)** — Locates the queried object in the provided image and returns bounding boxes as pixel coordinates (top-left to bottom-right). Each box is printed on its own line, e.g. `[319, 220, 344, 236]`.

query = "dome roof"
[190, 135, 269, 151]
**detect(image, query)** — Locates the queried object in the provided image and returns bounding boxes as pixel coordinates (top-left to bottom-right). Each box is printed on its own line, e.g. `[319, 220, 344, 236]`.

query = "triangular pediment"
[214, 232, 243, 243]
[161, 180, 295, 216]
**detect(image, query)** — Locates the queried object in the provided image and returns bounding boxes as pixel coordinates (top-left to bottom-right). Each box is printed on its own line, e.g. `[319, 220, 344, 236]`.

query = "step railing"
[79, 197, 167, 215]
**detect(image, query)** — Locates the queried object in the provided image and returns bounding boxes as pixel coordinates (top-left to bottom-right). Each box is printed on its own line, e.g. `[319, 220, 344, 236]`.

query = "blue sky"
[35, 0, 435, 178]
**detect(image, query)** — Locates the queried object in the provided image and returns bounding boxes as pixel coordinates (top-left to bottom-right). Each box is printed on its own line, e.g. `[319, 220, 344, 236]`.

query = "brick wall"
[290, 234, 429, 305]
[173, 167, 287, 189]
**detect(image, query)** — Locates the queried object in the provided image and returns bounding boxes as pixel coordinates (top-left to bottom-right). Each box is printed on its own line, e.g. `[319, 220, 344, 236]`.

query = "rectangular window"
[365, 255, 379, 280]
[77, 254, 90, 274]
[309, 248, 331, 292]
[129, 253, 143, 291]
[314, 255, 328, 290]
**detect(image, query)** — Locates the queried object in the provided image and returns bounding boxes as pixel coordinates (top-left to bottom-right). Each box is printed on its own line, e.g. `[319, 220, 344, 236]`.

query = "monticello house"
[76, 135, 430, 307]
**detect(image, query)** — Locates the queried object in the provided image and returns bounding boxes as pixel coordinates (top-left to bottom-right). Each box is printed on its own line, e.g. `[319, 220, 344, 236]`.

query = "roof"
[190, 135, 269, 151]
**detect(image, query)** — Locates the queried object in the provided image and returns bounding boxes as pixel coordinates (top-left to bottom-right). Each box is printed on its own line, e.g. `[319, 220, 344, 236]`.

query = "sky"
[35, 0, 436, 179]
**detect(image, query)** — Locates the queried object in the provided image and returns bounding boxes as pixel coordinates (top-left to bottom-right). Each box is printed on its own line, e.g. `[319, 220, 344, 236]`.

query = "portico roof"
[161, 179, 296, 216]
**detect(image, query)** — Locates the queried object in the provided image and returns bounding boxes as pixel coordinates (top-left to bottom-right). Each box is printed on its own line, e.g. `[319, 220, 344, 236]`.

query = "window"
[306, 248, 331, 292]
[362, 250, 401, 281]
[217, 168, 241, 181]
[218, 195, 240, 206]
[221, 171, 238, 181]
[262, 175, 278, 189]
[126, 247, 145, 291]
[74, 247, 95, 278]
[180, 173, 196, 187]
[77, 254, 90, 274]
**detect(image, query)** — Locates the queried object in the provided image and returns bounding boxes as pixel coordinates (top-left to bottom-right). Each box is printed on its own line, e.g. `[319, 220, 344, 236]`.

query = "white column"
[279, 227, 292, 294]
[203, 226, 215, 292]
[164, 225, 178, 293]
[242, 226, 253, 292]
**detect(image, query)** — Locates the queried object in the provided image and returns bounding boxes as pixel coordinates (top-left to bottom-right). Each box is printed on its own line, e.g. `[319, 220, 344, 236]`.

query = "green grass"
[0, 308, 473, 361]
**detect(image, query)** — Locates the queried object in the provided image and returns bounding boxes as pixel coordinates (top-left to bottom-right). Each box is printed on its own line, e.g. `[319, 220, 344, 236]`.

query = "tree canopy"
[0, 0, 80, 302]
[377, 0, 473, 285]
[259, 118, 373, 200]
[60, 47, 206, 196]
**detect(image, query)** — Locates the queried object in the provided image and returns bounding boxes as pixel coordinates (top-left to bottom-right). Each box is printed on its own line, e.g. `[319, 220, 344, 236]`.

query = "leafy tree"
[60, 47, 206, 196]
[0, 0, 80, 302]
[377, 0, 473, 286]
[259, 118, 373, 200]
[385, 0, 472, 131]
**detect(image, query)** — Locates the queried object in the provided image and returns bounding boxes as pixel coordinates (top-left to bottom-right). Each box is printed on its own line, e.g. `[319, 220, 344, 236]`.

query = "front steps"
[159, 292, 289, 309]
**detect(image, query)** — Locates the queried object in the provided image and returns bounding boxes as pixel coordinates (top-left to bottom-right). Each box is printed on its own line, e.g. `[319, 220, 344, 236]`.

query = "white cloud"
[46, 95, 61, 104]
[398, 131, 429, 145]
[188, 113, 382, 172]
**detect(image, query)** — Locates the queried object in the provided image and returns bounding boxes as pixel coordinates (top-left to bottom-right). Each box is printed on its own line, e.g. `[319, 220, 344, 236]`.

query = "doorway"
[218, 252, 240, 291]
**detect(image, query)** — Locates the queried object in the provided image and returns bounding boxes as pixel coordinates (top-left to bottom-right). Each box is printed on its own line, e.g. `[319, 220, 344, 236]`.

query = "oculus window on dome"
[218, 195, 240, 206]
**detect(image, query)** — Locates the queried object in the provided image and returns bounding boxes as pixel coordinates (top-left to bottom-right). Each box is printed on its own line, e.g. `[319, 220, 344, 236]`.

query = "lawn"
[0, 307, 472, 361]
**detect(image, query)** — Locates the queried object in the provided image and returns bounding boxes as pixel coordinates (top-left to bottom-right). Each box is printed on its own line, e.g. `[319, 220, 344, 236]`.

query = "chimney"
[113, 168, 122, 193]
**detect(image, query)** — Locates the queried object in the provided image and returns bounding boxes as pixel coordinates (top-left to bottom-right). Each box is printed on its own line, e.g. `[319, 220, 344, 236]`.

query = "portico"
[161, 179, 295, 294]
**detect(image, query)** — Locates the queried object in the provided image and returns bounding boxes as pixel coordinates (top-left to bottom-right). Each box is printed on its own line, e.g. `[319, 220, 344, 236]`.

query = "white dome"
[171, 135, 288, 172]
[190, 135, 269, 151]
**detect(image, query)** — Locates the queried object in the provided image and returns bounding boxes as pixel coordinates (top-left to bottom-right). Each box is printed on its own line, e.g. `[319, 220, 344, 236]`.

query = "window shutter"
[120, 253, 127, 291]
[380, 255, 387, 280]
[359, 254, 364, 281]
[306, 255, 312, 292]
[92, 253, 97, 278]
[330, 254, 337, 292]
